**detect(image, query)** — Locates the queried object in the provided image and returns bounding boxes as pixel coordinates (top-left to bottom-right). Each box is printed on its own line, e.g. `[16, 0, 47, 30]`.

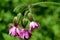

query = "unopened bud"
[17, 13, 23, 24]
[17, 13, 22, 20]
[28, 13, 33, 21]
[22, 18, 28, 28]
[13, 17, 18, 26]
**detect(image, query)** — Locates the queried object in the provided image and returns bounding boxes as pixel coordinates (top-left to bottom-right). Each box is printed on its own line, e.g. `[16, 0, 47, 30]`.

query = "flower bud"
[28, 13, 33, 21]
[17, 13, 22, 20]
[13, 17, 18, 26]
[17, 13, 23, 24]
[22, 18, 28, 28]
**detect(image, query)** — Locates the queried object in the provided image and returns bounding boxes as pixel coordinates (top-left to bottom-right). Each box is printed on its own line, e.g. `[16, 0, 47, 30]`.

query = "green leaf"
[3, 33, 21, 40]
[52, 25, 60, 37]
[0, 24, 5, 32]
[0, 10, 5, 21]
[4, 11, 14, 23]
[13, 4, 27, 13]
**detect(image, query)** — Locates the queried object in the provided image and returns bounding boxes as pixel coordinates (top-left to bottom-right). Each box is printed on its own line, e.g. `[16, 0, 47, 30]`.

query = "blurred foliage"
[0, 0, 60, 40]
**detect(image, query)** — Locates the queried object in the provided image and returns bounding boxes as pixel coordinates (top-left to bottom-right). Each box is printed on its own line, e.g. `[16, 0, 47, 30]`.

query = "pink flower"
[9, 25, 20, 36]
[18, 29, 32, 39]
[9, 26, 16, 36]
[30, 21, 39, 31]
[25, 30, 32, 39]
[18, 29, 25, 39]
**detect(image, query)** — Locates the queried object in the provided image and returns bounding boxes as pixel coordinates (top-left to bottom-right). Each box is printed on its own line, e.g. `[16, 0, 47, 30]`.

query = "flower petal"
[9, 27, 16, 36]
[25, 30, 32, 39]
[19, 29, 25, 39]
[30, 21, 39, 30]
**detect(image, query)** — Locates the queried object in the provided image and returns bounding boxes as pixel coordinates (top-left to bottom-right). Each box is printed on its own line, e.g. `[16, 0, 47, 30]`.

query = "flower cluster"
[9, 13, 40, 39]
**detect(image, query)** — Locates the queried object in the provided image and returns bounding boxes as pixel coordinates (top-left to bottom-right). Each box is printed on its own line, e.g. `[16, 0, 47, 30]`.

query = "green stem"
[28, 7, 32, 13]
[32, 2, 60, 6]
[24, 10, 29, 17]
[28, 4, 32, 14]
